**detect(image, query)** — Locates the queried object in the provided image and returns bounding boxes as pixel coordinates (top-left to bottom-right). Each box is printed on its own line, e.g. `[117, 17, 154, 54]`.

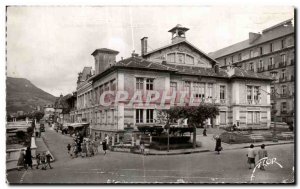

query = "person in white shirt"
[247, 144, 256, 169]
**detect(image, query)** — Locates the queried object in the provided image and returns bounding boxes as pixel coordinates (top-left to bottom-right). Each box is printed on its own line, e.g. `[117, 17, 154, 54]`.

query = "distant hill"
[6, 77, 57, 114]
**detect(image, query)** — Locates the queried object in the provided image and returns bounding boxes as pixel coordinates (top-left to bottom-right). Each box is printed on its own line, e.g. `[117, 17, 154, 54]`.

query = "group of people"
[68, 137, 108, 158]
[17, 147, 53, 171]
[247, 144, 268, 170]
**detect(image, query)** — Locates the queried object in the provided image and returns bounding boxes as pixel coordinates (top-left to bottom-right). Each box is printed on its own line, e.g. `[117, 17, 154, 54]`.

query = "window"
[269, 57, 274, 66]
[146, 109, 154, 123]
[100, 85, 104, 95]
[271, 87, 275, 95]
[170, 82, 177, 93]
[177, 53, 185, 64]
[224, 58, 227, 65]
[281, 39, 286, 49]
[104, 83, 109, 91]
[282, 85, 287, 95]
[281, 102, 287, 112]
[220, 85, 225, 100]
[231, 56, 234, 64]
[193, 82, 205, 98]
[281, 69, 286, 79]
[270, 43, 273, 52]
[254, 112, 260, 124]
[207, 84, 213, 98]
[111, 110, 114, 124]
[184, 81, 191, 93]
[238, 53, 242, 61]
[260, 47, 263, 55]
[254, 86, 260, 102]
[136, 109, 143, 123]
[167, 53, 176, 62]
[281, 54, 286, 64]
[247, 112, 253, 124]
[250, 50, 254, 58]
[249, 62, 254, 71]
[136, 78, 144, 90]
[247, 86, 252, 103]
[220, 111, 226, 124]
[146, 78, 154, 90]
[105, 110, 108, 124]
[186, 55, 194, 64]
[271, 72, 277, 79]
[259, 60, 263, 69]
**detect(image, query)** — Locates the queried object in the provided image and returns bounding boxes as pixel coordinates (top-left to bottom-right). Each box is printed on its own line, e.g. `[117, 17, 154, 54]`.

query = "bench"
[250, 135, 264, 143]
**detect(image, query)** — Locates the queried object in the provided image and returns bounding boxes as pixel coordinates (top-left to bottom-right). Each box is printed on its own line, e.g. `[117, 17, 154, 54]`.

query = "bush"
[152, 136, 191, 144]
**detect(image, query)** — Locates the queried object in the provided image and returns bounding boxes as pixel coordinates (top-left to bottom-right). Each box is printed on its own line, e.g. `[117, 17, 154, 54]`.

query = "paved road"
[7, 127, 295, 184]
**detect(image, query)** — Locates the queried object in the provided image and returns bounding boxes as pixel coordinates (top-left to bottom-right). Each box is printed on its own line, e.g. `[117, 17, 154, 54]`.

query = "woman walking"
[215, 135, 222, 154]
[102, 140, 107, 155]
[247, 144, 256, 169]
[24, 146, 33, 169]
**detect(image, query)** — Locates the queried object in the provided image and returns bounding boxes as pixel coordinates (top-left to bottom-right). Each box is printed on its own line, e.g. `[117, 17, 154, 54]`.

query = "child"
[258, 144, 268, 170]
[247, 144, 256, 169]
[46, 151, 53, 169]
[40, 152, 47, 170]
[36, 153, 41, 169]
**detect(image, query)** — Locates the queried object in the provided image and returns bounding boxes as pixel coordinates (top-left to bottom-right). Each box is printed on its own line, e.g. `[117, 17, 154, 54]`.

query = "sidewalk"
[36, 135, 55, 162]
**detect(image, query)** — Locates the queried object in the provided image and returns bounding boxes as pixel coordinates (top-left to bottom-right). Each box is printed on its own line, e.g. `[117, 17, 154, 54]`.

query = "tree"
[160, 103, 219, 148]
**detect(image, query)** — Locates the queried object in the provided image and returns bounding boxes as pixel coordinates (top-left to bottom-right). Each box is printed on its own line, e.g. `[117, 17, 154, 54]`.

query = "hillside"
[6, 77, 57, 114]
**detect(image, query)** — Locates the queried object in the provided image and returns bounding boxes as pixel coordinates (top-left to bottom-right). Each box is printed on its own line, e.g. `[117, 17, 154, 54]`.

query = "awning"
[68, 122, 89, 128]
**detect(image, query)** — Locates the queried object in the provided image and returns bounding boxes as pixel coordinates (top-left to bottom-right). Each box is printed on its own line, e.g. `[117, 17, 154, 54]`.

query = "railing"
[268, 64, 276, 70]
[247, 99, 253, 104]
[278, 62, 287, 68]
[257, 67, 264, 72]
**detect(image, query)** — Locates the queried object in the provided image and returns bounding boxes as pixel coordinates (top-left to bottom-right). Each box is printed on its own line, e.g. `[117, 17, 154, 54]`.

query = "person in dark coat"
[215, 136, 222, 154]
[102, 140, 107, 155]
[45, 151, 53, 169]
[17, 150, 25, 171]
[203, 128, 207, 136]
[24, 146, 33, 169]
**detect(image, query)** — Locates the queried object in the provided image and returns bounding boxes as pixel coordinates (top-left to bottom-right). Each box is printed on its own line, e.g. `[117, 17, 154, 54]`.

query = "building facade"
[209, 19, 295, 124]
[74, 24, 273, 142]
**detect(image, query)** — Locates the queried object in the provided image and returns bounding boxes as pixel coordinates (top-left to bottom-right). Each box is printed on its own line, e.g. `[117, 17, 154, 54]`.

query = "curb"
[111, 149, 210, 156]
[241, 141, 294, 149]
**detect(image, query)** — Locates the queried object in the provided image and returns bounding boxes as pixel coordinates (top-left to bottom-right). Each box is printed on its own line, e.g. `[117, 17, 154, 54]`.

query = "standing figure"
[247, 144, 256, 169]
[203, 128, 207, 136]
[46, 151, 53, 169]
[67, 144, 71, 154]
[258, 144, 268, 170]
[24, 146, 33, 170]
[17, 150, 25, 171]
[81, 142, 87, 158]
[102, 140, 107, 155]
[140, 142, 145, 155]
[215, 136, 222, 154]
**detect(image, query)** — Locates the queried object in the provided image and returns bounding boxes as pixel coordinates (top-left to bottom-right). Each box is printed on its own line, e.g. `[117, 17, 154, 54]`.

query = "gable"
[143, 41, 216, 68]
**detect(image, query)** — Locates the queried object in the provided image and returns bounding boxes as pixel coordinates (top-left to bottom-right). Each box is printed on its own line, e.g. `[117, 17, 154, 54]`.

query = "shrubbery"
[152, 136, 191, 144]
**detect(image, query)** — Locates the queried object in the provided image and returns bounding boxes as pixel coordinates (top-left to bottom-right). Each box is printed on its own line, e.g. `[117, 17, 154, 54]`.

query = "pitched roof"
[91, 48, 119, 56]
[230, 67, 272, 80]
[209, 19, 294, 59]
[143, 40, 218, 65]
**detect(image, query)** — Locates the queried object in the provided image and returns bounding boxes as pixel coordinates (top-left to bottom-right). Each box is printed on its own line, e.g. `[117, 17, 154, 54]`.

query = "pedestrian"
[46, 151, 53, 169]
[203, 128, 207, 136]
[93, 140, 98, 155]
[247, 144, 257, 169]
[102, 140, 107, 155]
[40, 152, 47, 170]
[17, 149, 25, 171]
[36, 153, 41, 169]
[89, 141, 94, 156]
[67, 144, 71, 154]
[140, 141, 145, 155]
[215, 135, 222, 154]
[258, 144, 268, 171]
[81, 141, 87, 158]
[24, 146, 33, 170]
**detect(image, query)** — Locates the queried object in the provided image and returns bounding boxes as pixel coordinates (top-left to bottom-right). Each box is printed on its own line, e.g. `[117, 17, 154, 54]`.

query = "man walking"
[46, 151, 53, 169]
[258, 144, 268, 170]
[247, 144, 256, 169]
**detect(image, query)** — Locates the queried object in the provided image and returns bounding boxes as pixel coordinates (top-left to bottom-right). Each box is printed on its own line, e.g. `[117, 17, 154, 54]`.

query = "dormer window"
[166, 52, 195, 65]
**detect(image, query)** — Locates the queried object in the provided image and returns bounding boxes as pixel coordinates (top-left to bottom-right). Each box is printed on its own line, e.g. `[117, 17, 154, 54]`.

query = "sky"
[6, 6, 294, 97]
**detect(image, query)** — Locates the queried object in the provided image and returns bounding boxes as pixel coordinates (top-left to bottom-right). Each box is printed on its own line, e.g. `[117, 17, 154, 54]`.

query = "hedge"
[152, 136, 191, 144]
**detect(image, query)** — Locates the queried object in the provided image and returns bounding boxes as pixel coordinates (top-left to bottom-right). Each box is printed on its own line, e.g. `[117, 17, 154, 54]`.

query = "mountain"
[6, 77, 57, 114]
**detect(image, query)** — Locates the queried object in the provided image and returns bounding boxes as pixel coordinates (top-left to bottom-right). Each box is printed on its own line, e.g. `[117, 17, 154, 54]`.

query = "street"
[7, 127, 294, 184]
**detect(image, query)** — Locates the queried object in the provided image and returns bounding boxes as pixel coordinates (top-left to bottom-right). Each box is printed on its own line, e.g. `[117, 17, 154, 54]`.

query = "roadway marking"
[19, 170, 27, 183]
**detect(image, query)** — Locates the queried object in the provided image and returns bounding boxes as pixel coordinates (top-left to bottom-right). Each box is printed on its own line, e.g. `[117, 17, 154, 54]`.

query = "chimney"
[141, 37, 148, 56]
[91, 48, 119, 75]
[249, 32, 261, 44]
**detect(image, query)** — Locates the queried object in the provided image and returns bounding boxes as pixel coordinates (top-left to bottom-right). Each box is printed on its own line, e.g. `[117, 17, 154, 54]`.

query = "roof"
[168, 24, 189, 33]
[209, 19, 294, 59]
[143, 40, 218, 65]
[91, 48, 119, 56]
[230, 67, 272, 81]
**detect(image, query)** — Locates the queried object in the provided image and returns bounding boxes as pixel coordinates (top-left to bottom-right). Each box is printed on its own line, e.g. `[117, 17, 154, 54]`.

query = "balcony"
[220, 99, 226, 104]
[257, 67, 264, 73]
[268, 64, 276, 70]
[278, 62, 287, 68]
[247, 99, 253, 105]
